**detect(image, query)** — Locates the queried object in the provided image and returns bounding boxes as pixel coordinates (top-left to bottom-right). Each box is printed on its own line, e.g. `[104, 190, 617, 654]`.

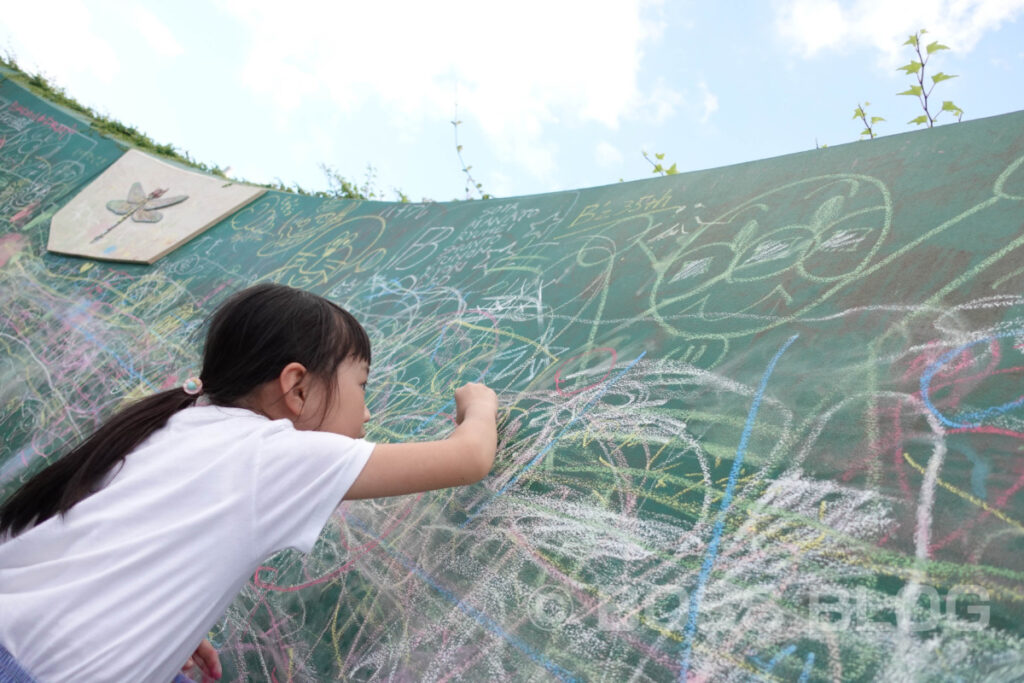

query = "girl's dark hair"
[0, 283, 370, 537]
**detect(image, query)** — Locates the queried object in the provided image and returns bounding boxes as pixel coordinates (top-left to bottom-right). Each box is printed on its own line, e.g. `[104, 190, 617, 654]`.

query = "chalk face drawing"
[0, 94, 121, 231]
[2, 78, 1024, 681]
[645, 174, 893, 341]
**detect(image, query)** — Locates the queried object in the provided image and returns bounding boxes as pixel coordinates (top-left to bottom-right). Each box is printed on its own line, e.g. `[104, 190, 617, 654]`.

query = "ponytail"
[0, 389, 198, 537]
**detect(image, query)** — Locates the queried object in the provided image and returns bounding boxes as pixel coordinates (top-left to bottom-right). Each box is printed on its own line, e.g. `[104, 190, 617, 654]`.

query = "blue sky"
[2, 1, 1023, 201]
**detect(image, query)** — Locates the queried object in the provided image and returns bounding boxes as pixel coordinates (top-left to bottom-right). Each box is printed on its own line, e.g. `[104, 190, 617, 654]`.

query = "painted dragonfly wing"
[127, 182, 146, 204]
[107, 182, 147, 215]
[143, 194, 189, 210]
[106, 199, 137, 215]
[131, 209, 163, 223]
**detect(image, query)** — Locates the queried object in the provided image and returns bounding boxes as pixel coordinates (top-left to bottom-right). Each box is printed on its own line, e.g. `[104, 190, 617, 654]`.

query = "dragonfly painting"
[92, 182, 189, 243]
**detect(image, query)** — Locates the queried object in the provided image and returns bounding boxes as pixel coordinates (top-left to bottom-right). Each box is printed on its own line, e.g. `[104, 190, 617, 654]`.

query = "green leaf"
[908, 115, 929, 126]
[926, 41, 950, 54]
[897, 61, 922, 74]
[941, 100, 963, 114]
[897, 85, 923, 97]
[931, 72, 957, 84]
[853, 107, 864, 119]
[903, 34, 918, 47]
[870, 116, 885, 123]
[456, 145, 463, 152]
[813, 195, 845, 227]
[655, 152, 665, 160]
[666, 163, 678, 175]
[861, 128, 871, 136]
[735, 219, 760, 248]
[652, 164, 663, 174]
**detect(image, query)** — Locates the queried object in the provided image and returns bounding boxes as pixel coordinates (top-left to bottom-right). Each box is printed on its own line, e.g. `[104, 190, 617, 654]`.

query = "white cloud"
[632, 77, 683, 124]
[775, 0, 1024, 64]
[595, 141, 624, 167]
[0, 1, 119, 84]
[216, 0, 668, 184]
[775, 0, 846, 55]
[698, 80, 718, 123]
[131, 7, 184, 58]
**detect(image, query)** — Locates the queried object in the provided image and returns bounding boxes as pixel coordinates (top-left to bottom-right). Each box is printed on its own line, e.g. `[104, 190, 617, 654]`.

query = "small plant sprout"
[452, 103, 491, 200]
[853, 102, 885, 139]
[642, 150, 678, 176]
[897, 29, 964, 127]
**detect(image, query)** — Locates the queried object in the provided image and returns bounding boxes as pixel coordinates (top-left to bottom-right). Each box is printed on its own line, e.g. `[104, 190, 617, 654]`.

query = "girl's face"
[299, 357, 371, 438]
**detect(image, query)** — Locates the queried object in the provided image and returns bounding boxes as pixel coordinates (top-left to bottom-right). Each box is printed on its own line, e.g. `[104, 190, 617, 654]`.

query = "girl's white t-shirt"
[0, 405, 374, 683]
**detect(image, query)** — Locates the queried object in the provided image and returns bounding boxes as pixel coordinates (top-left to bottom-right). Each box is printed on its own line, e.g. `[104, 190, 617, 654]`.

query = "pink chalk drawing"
[0, 233, 27, 267]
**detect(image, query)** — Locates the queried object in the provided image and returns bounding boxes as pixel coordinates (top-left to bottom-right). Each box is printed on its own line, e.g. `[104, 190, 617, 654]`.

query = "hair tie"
[182, 377, 203, 396]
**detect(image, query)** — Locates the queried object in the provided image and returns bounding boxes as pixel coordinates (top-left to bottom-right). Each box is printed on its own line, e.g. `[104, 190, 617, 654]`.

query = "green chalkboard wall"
[2, 77, 1024, 681]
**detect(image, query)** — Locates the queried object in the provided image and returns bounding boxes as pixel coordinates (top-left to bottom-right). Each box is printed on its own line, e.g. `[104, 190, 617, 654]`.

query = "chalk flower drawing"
[92, 182, 189, 243]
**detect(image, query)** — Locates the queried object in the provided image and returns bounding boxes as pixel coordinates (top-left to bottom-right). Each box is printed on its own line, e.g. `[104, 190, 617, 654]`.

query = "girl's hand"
[344, 382, 499, 500]
[181, 638, 222, 681]
[454, 382, 498, 425]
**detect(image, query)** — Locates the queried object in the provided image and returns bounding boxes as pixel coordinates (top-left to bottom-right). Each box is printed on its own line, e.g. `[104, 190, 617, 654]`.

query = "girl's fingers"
[194, 657, 209, 676]
[194, 639, 223, 679]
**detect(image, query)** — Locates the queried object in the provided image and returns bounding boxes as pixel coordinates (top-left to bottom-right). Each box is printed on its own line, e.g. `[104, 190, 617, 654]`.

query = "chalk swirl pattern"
[3, 82, 1024, 681]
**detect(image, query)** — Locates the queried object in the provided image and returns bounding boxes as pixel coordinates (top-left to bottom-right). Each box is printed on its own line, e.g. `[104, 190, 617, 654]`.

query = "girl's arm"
[343, 382, 498, 500]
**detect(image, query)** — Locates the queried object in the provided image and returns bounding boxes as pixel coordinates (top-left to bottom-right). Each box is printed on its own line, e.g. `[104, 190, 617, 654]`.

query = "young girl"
[0, 283, 499, 682]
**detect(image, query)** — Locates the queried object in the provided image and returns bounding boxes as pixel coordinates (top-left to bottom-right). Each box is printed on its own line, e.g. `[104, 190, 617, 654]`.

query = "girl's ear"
[278, 362, 309, 417]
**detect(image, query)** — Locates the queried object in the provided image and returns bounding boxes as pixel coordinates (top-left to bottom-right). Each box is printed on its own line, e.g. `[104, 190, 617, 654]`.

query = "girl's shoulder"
[171, 404, 270, 426]
[162, 404, 291, 442]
